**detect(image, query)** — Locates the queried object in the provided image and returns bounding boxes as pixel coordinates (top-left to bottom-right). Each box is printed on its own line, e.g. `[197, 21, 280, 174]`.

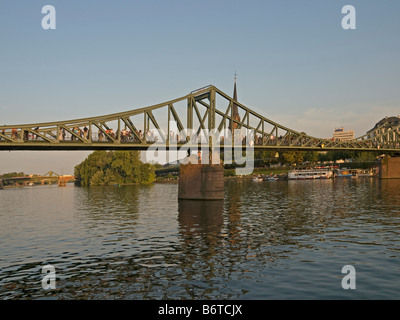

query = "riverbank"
[154, 166, 289, 183]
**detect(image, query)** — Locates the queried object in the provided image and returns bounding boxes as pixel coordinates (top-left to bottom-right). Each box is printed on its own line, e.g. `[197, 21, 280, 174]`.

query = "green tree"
[281, 151, 303, 165]
[0, 172, 25, 179]
[303, 151, 319, 163]
[74, 150, 155, 186]
[254, 150, 279, 166]
[89, 170, 105, 186]
[354, 151, 379, 163]
[282, 152, 295, 164]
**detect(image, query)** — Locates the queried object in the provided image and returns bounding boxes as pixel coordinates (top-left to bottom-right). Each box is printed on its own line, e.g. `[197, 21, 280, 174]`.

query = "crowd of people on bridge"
[0, 125, 397, 150]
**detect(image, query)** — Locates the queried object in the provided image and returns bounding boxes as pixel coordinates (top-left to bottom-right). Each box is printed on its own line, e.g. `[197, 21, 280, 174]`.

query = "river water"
[0, 178, 399, 300]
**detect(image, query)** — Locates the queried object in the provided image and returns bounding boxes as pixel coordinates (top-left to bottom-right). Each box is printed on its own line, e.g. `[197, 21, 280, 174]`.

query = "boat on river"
[264, 176, 279, 181]
[288, 168, 333, 180]
[357, 170, 375, 177]
[336, 169, 358, 178]
[336, 168, 376, 178]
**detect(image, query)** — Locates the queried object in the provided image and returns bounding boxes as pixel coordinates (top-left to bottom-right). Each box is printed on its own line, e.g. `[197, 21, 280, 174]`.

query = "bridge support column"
[178, 156, 224, 200]
[58, 178, 67, 187]
[380, 155, 400, 179]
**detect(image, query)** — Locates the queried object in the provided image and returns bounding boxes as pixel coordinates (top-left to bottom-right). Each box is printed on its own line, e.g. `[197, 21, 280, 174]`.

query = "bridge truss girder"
[0, 85, 399, 152]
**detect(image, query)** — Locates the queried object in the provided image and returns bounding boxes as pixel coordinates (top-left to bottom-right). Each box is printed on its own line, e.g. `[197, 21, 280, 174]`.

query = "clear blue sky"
[1, 0, 399, 174]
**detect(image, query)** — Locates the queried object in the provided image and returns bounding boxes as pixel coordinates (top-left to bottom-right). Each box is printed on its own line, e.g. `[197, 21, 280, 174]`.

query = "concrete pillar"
[178, 156, 224, 200]
[58, 177, 67, 187]
[380, 155, 400, 179]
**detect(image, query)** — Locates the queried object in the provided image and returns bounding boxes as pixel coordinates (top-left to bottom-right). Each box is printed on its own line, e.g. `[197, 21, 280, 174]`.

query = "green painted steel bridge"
[0, 85, 399, 152]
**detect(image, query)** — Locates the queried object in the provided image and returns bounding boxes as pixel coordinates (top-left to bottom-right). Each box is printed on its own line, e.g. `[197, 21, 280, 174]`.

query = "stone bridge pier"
[380, 155, 400, 179]
[178, 154, 224, 200]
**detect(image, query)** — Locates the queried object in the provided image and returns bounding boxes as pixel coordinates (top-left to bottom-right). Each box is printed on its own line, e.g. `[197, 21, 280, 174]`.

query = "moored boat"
[288, 168, 333, 180]
[357, 172, 374, 177]
[357, 169, 375, 178]
[336, 169, 357, 178]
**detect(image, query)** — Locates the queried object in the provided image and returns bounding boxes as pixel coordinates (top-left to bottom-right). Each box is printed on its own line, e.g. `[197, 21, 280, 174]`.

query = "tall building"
[333, 127, 354, 141]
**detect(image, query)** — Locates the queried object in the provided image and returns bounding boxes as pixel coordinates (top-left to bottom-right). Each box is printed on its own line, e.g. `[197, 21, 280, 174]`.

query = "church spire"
[230, 72, 240, 130]
[232, 71, 239, 117]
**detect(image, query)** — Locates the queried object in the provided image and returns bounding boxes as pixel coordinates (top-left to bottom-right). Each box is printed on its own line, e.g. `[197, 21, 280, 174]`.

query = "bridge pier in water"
[178, 155, 224, 201]
[380, 155, 400, 179]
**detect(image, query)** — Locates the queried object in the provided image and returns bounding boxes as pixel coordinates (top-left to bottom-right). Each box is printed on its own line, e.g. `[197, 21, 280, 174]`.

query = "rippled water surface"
[1, 178, 400, 299]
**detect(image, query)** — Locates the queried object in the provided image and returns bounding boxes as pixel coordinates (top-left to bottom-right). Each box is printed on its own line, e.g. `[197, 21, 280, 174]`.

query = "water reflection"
[76, 185, 141, 216]
[178, 200, 223, 237]
[1, 179, 400, 299]
[378, 179, 400, 211]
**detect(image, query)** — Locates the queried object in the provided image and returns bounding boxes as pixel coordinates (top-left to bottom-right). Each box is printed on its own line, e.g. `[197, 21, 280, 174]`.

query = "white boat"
[288, 168, 333, 180]
[252, 176, 263, 182]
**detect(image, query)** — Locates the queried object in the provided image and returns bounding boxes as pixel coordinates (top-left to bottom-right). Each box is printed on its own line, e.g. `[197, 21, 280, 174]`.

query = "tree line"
[254, 150, 380, 167]
[0, 172, 26, 179]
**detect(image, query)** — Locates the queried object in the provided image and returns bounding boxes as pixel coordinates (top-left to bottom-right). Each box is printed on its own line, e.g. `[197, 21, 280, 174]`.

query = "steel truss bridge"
[0, 85, 399, 152]
[0, 171, 75, 186]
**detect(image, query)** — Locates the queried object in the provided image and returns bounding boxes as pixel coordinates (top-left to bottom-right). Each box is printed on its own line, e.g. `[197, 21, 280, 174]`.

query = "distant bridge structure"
[1, 171, 75, 187]
[0, 85, 399, 152]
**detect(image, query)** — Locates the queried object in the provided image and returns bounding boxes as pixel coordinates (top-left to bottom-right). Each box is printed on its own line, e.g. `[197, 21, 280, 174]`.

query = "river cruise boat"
[288, 168, 333, 180]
